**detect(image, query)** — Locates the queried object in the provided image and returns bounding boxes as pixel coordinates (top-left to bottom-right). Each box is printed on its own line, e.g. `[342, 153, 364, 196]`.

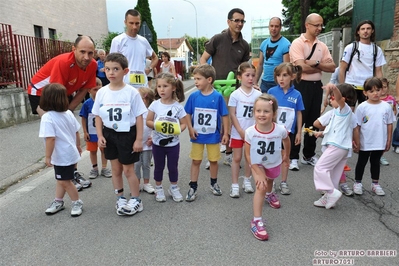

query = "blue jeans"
[392, 121, 399, 147]
[260, 80, 277, 93]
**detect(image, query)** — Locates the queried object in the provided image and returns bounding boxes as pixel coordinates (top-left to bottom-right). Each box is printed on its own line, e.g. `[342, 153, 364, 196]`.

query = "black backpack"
[345, 41, 378, 75]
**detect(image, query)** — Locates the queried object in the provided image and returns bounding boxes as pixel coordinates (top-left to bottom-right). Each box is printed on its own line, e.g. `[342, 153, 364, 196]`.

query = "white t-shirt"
[39, 110, 81, 166]
[142, 111, 153, 151]
[148, 100, 187, 147]
[318, 103, 357, 157]
[92, 84, 147, 131]
[355, 101, 395, 151]
[110, 33, 154, 88]
[245, 123, 288, 168]
[228, 87, 262, 140]
[341, 42, 386, 86]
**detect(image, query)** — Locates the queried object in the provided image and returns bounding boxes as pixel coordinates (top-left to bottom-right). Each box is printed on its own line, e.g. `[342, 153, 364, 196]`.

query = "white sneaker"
[229, 185, 240, 198]
[121, 198, 143, 215]
[289, 159, 299, 171]
[89, 168, 99, 179]
[353, 183, 363, 195]
[325, 189, 342, 209]
[115, 197, 127, 216]
[371, 183, 385, 196]
[155, 187, 166, 202]
[242, 177, 254, 193]
[223, 154, 233, 166]
[380, 157, 389, 166]
[314, 194, 328, 208]
[168, 186, 183, 202]
[220, 144, 226, 153]
[394, 146, 399, 154]
[71, 199, 83, 217]
[300, 156, 318, 166]
[45, 200, 65, 215]
[142, 183, 155, 194]
[205, 161, 210, 170]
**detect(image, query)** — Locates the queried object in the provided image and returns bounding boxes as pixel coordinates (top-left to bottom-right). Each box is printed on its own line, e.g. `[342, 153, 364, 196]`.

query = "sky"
[106, 0, 285, 42]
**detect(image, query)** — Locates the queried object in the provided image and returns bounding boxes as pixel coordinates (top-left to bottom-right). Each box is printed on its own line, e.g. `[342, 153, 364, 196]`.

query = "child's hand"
[84, 132, 90, 142]
[98, 137, 106, 148]
[45, 157, 52, 167]
[77, 145, 82, 155]
[238, 128, 245, 140]
[133, 140, 143, 153]
[295, 132, 301, 146]
[313, 131, 323, 138]
[189, 128, 198, 140]
[146, 137, 152, 147]
[221, 134, 229, 145]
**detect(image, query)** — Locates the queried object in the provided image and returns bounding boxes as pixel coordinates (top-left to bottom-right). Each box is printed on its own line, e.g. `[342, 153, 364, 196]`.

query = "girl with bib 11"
[146, 72, 187, 202]
[228, 62, 261, 198]
[244, 94, 290, 241]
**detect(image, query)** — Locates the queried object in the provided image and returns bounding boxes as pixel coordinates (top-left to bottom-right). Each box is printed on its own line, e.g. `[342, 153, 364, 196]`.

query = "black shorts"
[28, 94, 40, 115]
[54, 164, 75, 180]
[103, 125, 140, 165]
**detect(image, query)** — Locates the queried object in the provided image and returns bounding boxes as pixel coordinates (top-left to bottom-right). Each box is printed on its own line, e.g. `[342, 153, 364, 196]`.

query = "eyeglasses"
[308, 23, 324, 29]
[230, 19, 246, 24]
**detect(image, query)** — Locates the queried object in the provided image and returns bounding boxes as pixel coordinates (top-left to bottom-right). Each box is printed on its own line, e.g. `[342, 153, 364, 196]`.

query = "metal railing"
[0, 23, 73, 89]
[318, 32, 333, 50]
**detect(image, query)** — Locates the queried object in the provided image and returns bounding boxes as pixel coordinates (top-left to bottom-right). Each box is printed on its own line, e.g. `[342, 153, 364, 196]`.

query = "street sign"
[139, 21, 153, 43]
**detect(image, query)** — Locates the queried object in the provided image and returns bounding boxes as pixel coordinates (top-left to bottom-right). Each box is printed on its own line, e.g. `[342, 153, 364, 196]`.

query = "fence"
[0, 23, 73, 89]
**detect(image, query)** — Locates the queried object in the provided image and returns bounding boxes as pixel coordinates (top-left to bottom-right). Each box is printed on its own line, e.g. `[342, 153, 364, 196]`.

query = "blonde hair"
[138, 87, 155, 107]
[254, 93, 279, 121]
[95, 77, 102, 87]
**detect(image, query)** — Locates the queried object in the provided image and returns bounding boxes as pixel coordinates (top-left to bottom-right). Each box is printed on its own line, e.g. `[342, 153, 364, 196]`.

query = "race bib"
[129, 71, 146, 85]
[193, 107, 217, 134]
[99, 103, 130, 132]
[88, 113, 96, 135]
[154, 116, 181, 136]
[249, 135, 281, 167]
[277, 107, 295, 132]
[237, 104, 254, 119]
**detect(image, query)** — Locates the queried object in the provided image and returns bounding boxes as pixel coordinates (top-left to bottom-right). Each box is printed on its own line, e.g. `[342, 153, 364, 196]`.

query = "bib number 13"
[107, 108, 122, 121]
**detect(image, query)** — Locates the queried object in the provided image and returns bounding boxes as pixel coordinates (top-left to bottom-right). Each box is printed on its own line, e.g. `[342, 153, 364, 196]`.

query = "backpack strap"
[373, 42, 377, 76]
[345, 41, 358, 72]
[306, 43, 317, 60]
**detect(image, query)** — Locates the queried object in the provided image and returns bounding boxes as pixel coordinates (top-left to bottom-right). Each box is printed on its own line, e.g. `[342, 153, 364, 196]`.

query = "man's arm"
[339, 61, 348, 84]
[200, 51, 211, 65]
[375, 66, 383, 78]
[150, 51, 159, 70]
[68, 89, 88, 111]
[283, 53, 290, 63]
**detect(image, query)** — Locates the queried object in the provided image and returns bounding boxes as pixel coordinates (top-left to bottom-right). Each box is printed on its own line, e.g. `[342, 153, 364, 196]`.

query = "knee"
[192, 160, 201, 166]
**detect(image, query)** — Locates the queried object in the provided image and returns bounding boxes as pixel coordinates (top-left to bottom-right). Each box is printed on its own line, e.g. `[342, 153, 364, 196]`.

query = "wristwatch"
[314, 60, 320, 67]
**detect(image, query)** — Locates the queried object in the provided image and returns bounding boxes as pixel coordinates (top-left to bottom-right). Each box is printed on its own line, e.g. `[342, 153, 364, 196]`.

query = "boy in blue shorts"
[184, 64, 229, 201]
[79, 77, 112, 179]
[92, 53, 147, 216]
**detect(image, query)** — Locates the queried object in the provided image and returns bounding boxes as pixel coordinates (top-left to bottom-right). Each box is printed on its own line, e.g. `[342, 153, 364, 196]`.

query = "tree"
[100, 32, 120, 53]
[185, 35, 209, 63]
[282, 0, 351, 34]
[135, 0, 158, 53]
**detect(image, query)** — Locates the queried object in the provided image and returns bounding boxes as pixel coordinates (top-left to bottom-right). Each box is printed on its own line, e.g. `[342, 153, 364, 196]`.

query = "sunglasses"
[230, 19, 246, 24]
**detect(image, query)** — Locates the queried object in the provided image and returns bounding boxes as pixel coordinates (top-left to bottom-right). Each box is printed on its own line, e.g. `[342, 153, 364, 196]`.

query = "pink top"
[290, 34, 333, 81]
[381, 94, 396, 110]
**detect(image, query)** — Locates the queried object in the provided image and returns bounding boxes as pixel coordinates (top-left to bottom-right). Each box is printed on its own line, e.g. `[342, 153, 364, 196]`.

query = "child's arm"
[95, 116, 106, 148]
[229, 106, 245, 139]
[186, 114, 198, 140]
[81, 117, 90, 142]
[353, 126, 360, 153]
[244, 142, 267, 190]
[294, 111, 302, 145]
[312, 119, 325, 138]
[76, 131, 82, 155]
[179, 115, 187, 132]
[327, 83, 345, 109]
[321, 85, 331, 114]
[45, 137, 55, 167]
[386, 123, 393, 152]
[134, 115, 144, 152]
[221, 115, 229, 145]
[146, 110, 155, 129]
[282, 135, 291, 168]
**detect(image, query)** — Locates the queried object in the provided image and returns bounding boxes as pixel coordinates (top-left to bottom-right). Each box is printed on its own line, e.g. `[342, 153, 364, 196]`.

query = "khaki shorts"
[190, 143, 221, 162]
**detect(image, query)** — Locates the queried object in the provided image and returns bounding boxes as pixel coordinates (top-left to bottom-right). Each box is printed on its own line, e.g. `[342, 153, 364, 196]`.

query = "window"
[34, 25, 43, 38]
[49, 28, 56, 39]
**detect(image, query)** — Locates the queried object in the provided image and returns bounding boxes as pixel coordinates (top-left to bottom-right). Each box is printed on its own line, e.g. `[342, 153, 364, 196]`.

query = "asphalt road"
[0, 79, 398, 266]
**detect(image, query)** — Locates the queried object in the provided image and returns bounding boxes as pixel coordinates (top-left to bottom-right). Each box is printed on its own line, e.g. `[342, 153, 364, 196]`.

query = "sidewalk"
[0, 79, 195, 191]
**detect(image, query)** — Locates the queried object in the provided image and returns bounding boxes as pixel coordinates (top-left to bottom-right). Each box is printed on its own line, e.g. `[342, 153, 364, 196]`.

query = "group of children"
[39, 52, 397, 242]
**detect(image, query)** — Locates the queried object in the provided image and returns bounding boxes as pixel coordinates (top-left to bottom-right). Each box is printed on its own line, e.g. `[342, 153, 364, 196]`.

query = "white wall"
[0, 0, 108, 43]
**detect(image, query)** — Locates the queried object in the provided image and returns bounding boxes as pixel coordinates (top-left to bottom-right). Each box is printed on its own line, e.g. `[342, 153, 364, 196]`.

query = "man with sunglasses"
[289, 13, 336, 170]
[339, 20, 386, 105]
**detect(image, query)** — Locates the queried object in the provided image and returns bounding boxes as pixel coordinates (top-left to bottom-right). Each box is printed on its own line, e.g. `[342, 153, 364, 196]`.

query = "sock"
[92, 164, 98, 169]
[232, 183, 239, 188]
[55, 197, 63, 202]
[131, 196, 141, 202]
[210, 178, 217, 186]
[189, 181, 198, 190]
[156, 185, 163, 190]
[117, 195, 125, 199]
[170, 184, 178, 190]
[226, 152, 232, 155]
[372, 181, 378, 184]
[281, 181, 287, 184]
[253, 217, 262, 222]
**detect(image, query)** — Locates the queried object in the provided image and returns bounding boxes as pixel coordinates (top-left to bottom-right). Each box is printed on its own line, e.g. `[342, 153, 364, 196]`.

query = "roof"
[157, 37, 193, 51]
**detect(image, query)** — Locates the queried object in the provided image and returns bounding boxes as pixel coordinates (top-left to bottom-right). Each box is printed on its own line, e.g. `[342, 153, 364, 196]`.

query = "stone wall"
[0, 88, 38, 129]
[384, 0, 399, 94]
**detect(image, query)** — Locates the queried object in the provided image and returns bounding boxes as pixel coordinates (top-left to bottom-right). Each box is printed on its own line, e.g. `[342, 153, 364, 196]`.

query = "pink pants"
[314, 145, 348, 191]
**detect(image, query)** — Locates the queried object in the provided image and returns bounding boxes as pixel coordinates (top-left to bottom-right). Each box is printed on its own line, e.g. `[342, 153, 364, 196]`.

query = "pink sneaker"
[265, 192, 281, 209]
[250, 219, 268, 241]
